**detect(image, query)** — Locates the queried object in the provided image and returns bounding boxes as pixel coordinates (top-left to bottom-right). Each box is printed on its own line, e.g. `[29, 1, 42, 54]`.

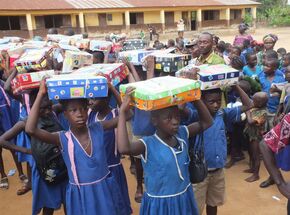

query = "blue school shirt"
[258, 70, 285, 113]
[193, 107, 241, 168]
[243, 65, 262, 78]
[132, 109, 155, 137]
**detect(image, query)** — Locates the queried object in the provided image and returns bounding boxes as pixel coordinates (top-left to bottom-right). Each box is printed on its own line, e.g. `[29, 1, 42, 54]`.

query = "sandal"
[19, 174, 28, 183]
[17, 183, 31, 196]
[0, 177, 9, 189]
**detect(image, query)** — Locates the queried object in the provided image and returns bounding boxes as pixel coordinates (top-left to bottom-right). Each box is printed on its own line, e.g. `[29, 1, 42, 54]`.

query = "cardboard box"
[62, 50, 93, 73]
[74, 39, 90, 49]
[177, 64, 240, 90]
[11, 70, 55, 95]
[122, 39, 148, 51]
[154, 53, 191, 73]
[118, 50, 153, 65]
[120, 76, 201, 111]
[14, 47, 53, 73]
[47, 34, 69, 42]
[89, 40, 112, 51]
[74, 63, 128, 86]
[47, 74, 108, 100]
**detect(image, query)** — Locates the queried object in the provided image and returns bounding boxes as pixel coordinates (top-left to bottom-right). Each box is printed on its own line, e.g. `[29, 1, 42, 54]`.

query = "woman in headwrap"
[257, 34, 278, 66]
[233, 23, 254, 48]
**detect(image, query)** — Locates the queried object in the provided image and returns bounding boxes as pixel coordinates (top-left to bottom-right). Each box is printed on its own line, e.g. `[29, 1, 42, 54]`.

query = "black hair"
[243, 39, 251, 48]
[264, 50, 278, 59]
[277, 48, 287, 55]
[167, 39, 175, 47]
[231, 56, 244, 71]
[199, 32, 213, 40]
[64, 28, 75, 36]
[285, 53, 290, 61]
[201, 88, 222, 98]
[59, 99, 88, 111]
[245, 52, 256, 62]
[266, 57, 280, 68]
[92, 51, 105, 63]
[216, 41, 226, 53]
[47, 28, 58, 34]
[232, 46, 242, 55]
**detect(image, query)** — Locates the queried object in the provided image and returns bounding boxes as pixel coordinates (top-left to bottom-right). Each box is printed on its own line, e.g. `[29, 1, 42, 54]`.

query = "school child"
[0, 80, 27, 190]
[0, 93, 67, 215]
[281, 53, 290, 74]
[88, 82, 132, 215]
[241, 39, 254, 65]
[257, 34, 278, 66]
[192, 84, 252, 215]
[258, 57, 285, 131]
[277, 48, 287, 62]
[244, 92, 268, 182]
[117, 88, 213, 215]
[25, 81, 127, 215]
[243, 53, 263, 78]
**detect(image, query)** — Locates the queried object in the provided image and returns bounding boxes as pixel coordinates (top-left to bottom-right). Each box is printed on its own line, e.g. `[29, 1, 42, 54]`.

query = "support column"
[188, 11, 192, 31]
[78, 12, 85, 33]
[160, 10, 165, 34]
[241, 8, 246, 20]
[26, 13, 34, 38]
[125, 11, 130, 32]
[225, 8, 230, 27]
[251, 7, 257, 28]
[197, 9, 202, 30]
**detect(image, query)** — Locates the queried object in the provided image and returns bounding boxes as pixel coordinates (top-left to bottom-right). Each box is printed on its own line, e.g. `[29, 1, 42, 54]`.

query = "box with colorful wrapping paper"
[118, 50, 153, 65]
[14, 47, 53, 73]
[11, 70, 56, 95]
[122, 39, 148, 51]
[176, 64, 240, 90]
[46, 74, 108, 100]
[154, 53, 191, 73]
[73, 63, 128, 86]
[89, 40, 113, 51]
[62, 50, 93, 73]
[120, 76, 201, 111]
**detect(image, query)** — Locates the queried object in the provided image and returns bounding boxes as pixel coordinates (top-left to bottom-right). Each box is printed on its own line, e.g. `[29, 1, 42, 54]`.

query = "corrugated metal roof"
[0, 0, 74, 11]
[0, 0, 259, 11]
[65, 0, 134, 9]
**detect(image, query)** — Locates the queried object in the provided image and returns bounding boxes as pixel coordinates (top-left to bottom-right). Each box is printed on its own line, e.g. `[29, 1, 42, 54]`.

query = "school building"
[0, 0, 260, 38]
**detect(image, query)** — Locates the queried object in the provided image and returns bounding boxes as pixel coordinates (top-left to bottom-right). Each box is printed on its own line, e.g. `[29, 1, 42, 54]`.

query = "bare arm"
[187, 100, 213, 138]
[145, 56, 155, 80]
[108, 82, 122, 107]
[122, 58, 141, 82]
[234, 84, 253, 113]
[117, 88, 145, 156]
[0, 139, 31, 154]
[25, 80, 60, 146]
[103, 45, 112, 64]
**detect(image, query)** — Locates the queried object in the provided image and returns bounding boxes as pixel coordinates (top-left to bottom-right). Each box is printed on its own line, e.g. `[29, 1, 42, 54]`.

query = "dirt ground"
[1, 27, 290, 215]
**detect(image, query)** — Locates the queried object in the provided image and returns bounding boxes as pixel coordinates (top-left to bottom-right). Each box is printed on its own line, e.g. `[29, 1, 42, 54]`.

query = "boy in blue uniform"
[192, 85, 252, 215]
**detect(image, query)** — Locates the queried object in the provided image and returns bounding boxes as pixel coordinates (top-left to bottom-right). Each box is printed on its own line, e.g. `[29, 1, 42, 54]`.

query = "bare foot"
[243, 168, 254, 173]
[245, 174, 260, 183]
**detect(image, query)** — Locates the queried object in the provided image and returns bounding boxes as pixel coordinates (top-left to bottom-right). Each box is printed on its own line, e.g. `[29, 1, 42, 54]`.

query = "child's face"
[88, 98, 108, 112]
[202, 93, 222, 116]
[285, 70, 290, 82]
[263, 60, 277, 75]
[39, 100, 53, 119]
[264, 39, 275, 51]
[64, 100, 88, 128]
[152, 106, 181, 136]
[283, 57, 290, 68]
[248, 55, 257, 67]
[229, 48, 240, 59]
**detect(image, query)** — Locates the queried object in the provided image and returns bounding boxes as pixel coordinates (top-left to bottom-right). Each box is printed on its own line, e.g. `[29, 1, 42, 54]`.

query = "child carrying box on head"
[117, 85, 213, 215]
[192, 84, 252, 215]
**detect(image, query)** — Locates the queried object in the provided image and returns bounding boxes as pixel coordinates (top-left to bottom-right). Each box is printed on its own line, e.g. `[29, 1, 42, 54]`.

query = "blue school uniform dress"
[59, 122, 126, 215]
[31, 158, 67, 215]
[258, 70, 285, 114]
[16, 106, 33, 166]
[139, 126, 198, 215]
[242, 65, 262, 78]
[275, 145, 290, 171]
[88, 109, 132, 215]
[0, 85, 13, 134]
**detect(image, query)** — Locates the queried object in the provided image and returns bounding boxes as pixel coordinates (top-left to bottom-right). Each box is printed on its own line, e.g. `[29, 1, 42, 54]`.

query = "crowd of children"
[0, 23, 290, 215]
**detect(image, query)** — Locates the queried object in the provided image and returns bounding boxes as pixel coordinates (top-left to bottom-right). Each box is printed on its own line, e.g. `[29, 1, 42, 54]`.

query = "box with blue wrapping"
[46, 74, 108, 100]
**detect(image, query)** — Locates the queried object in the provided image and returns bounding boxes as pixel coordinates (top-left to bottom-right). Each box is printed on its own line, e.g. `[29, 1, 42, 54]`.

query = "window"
[107, 14, 113, 21]
[44, 15, 63, 29]
[230, 10, 242, 20]
[129, 13, 144, 25]
[0, 16, 21, 30]
[203, 10, 219, 21]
